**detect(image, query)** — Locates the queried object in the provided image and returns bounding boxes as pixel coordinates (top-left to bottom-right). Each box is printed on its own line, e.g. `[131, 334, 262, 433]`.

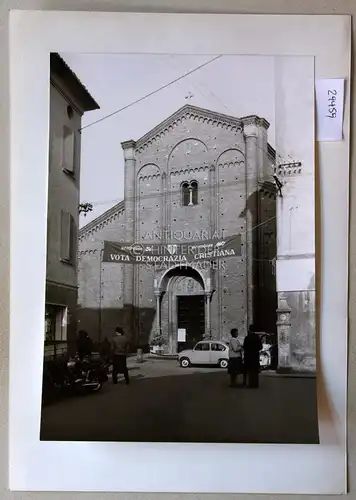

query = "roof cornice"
[79, 201, 125, 241]
[267, 143, 276, 162]
[134, 105, 270, 152]
[50, 53, 100, 113]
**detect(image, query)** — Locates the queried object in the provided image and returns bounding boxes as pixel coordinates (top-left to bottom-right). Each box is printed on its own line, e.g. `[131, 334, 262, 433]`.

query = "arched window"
[181, 180, 198, 206]
[182, 182, 190, 206]
[190, 181, 198, 205]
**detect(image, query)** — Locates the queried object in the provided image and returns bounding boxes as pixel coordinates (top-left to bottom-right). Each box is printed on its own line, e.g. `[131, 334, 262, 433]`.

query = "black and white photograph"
[40, 52, 318, 444]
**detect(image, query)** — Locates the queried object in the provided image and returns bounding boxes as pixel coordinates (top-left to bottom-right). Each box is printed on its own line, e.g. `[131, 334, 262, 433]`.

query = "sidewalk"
[131, 355, 316, 378]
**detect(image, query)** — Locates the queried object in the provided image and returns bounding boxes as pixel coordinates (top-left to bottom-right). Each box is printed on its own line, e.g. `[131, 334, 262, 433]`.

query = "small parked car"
[178, 340, 229, 368]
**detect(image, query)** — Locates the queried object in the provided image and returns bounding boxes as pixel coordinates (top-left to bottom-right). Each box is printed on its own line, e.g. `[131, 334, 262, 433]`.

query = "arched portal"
[154, 266, 212, 354]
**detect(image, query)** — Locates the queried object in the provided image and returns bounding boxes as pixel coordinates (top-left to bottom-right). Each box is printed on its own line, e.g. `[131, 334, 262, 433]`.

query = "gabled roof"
[50, 53, 100, 112]
[135, 104, 270, 150]
[81, 105, 275, 239]
[79, 201, 124, 241]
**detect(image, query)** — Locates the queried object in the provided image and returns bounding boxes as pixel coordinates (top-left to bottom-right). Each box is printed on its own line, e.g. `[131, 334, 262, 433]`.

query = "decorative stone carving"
[170, 165, 210, 177]
[187, 279, 194, 292]
[241, 115, 270, 129]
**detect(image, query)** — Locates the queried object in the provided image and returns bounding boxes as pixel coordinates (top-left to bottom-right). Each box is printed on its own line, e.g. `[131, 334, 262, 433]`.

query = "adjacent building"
[45, 53, 99, 357]
[78, 105, 277, 354]
[275, 160, 316, 373]
[273, 56, 316, 373]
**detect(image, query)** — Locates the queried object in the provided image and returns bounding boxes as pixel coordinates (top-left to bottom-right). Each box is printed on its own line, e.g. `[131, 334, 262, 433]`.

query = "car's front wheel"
[219, 358, 228, 369]
[180, 357, 191, 368]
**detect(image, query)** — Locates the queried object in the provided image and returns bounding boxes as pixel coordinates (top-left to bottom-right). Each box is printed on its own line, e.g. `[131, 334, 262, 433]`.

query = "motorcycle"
[64, 354, 109, 393]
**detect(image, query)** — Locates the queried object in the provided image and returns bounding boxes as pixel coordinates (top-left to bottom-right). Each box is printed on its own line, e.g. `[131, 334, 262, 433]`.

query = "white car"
[178, 340, 229, 368]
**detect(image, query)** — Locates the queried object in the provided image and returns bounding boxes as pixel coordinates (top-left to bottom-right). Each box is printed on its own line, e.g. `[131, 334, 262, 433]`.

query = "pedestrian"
[111, 326, 130, 385]
[77, 330, 93, 361]
[243, 325, 263, 388]
[227, 328, 243, 387]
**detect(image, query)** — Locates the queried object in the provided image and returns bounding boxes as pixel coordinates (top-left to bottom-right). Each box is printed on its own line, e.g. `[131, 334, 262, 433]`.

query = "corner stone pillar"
[243, 117, 270, 333]
[121, 140, 136, 343]
[244, 124, 258, 330]
[276, 294, 292, 372]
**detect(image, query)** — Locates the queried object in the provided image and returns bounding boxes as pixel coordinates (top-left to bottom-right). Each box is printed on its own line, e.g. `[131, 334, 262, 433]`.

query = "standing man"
[243, 325, 263, 388]
[111, 326, 130, 385]
[228, 328, 243, 387]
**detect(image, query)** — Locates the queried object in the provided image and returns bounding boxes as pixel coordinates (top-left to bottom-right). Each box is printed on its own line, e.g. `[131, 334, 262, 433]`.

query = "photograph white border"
[8, 11, 350, 493]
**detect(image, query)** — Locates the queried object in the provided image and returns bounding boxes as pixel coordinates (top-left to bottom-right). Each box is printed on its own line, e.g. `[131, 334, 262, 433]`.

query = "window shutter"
[69, 215, 78, 264]
[60, 210, 71, 261]
[62, 126, 75, 172]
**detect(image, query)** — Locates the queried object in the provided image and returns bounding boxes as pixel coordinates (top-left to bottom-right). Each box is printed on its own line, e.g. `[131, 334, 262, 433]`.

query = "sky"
[62, 54, 277, 227]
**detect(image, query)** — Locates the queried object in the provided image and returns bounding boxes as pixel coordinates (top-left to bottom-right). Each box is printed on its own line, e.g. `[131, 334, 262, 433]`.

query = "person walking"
[111, 326, 130, 385]
[227, 328, 243, 387]
[243, 325, 263, 388]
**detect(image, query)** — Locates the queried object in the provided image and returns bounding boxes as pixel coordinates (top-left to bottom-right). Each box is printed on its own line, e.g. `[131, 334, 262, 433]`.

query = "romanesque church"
[78, 105, 277, 354]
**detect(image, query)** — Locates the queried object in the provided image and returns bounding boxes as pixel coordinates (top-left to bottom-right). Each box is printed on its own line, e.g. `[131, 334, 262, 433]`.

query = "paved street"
[40, 358, 319, 444]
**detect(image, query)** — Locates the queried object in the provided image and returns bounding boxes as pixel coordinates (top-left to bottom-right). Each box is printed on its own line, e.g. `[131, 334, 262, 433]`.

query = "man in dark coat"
[243, 326, 263, 388]
[111, 326, 130, 385]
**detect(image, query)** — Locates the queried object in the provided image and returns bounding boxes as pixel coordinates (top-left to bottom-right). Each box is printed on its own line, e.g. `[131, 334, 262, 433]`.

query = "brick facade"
[78, 105, 277, 353]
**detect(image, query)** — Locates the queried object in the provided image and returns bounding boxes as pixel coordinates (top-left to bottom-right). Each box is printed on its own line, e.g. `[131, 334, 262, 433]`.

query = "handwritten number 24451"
[327, 89, 337, 119]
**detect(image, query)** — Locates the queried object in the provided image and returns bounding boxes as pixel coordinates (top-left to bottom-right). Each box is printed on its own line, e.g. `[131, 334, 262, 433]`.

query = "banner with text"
[103, 234, 242, 264]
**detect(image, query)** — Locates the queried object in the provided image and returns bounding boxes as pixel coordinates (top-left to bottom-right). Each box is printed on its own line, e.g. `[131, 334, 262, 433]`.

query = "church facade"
[78, 105, 277, 354]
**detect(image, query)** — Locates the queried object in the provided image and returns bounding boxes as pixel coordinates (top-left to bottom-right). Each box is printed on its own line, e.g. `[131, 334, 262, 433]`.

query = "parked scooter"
[64, 354, 109, 393]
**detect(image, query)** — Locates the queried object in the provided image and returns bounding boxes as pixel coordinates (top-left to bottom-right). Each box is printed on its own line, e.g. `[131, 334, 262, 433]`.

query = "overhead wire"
[80, 55, 222, 132]
[79, 171, 311, 210]
[80, 177, 276, 209]
[76, 52, 304, 245]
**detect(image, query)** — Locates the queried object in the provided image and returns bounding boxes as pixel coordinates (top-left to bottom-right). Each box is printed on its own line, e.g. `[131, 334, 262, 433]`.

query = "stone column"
[121, 140, 136, 343]
[276, 293, 292, 372]
[154, 290, 161, 335]
[204, 291, 212, 338]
